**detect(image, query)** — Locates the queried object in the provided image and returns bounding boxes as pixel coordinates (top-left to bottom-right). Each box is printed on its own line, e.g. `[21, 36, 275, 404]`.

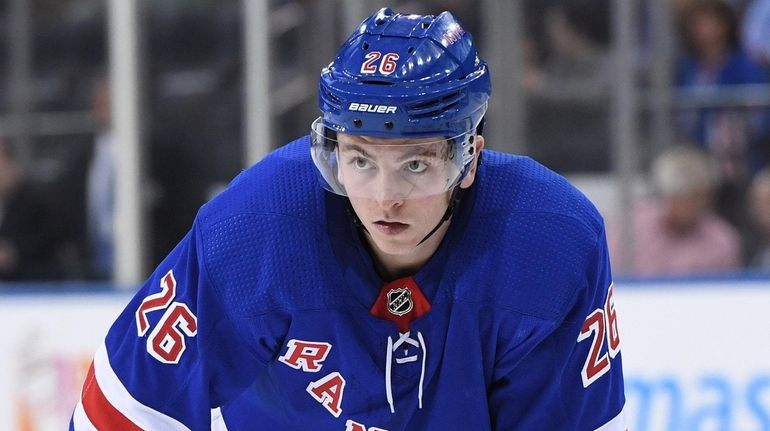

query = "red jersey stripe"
[81, 362, 144, 431]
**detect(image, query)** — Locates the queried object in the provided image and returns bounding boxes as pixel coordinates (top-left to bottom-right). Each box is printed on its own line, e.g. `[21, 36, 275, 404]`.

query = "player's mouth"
[373, 221, 409, 235]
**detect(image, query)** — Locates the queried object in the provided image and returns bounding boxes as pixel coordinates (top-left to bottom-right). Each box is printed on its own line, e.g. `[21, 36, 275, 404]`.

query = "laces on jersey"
[385, 331, 427, 413]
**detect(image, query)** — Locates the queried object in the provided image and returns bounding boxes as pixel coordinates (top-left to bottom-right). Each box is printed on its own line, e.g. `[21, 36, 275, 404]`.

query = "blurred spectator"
[611, 146, 742, 276]
[0, 141, 66, 281]
[745, 168, 770, 267]
[86, 77, 114, 279]
[523, 0, 613, 172]
[742, 0, 770, 67]
[675, 0, 770, 220]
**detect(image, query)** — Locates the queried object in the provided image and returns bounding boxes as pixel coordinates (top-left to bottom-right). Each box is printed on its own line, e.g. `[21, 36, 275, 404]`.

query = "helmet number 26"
[361, 51, 399, 75]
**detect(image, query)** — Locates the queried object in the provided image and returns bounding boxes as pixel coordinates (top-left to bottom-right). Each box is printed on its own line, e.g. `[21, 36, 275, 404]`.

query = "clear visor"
[310, 117, 477, 200]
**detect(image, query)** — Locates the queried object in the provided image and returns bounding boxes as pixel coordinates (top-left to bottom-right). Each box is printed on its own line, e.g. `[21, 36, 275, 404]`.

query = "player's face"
[336, 133, 482, 270]
[336, 134, 460, 201]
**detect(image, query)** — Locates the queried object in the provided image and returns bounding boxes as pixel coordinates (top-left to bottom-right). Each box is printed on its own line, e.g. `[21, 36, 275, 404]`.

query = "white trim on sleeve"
[211, 407, 229, 431]
[93, 341, 192, 431]
[71, 401, 98, 430]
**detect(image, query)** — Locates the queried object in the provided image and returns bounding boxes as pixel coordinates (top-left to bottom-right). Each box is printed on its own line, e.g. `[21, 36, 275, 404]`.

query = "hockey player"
[71, 8, 626, 430]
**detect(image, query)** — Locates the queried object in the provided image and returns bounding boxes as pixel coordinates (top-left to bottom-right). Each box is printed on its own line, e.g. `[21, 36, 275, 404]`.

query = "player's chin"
[367, 231, 419, 255]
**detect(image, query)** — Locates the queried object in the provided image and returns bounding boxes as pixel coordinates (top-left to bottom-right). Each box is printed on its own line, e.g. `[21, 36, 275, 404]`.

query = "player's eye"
[405, 160, 428, 173]
[352, 156, 373, 170]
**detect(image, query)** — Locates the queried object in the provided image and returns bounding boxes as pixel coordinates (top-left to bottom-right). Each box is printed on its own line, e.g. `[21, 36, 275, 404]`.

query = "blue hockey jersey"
[71, 137, 627, 430]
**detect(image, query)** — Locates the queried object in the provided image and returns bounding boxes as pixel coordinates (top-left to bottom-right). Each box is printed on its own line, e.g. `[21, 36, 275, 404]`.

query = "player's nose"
[373, 171, 409, 207]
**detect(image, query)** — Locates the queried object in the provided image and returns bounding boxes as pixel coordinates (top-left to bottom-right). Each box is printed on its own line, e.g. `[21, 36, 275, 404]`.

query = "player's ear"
[459, 135, 484, 189]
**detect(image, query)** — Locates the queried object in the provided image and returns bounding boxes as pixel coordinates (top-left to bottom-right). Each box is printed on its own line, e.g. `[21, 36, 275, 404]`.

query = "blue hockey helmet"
[312, 8, 491, 198]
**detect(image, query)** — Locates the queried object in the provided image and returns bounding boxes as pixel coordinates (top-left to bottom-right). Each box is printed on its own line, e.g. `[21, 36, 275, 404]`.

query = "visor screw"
[384, 121, 394, 130]
[353, 119, 362, 128]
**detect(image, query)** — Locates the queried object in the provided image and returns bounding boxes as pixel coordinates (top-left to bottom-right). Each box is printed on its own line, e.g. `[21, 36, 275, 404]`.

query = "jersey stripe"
[81, 362, 143, 430]
[71, 399, 98, 430]
[211, 407, 229, 431]
[594, 404, 627, 431]
[90, 341, 192, 430]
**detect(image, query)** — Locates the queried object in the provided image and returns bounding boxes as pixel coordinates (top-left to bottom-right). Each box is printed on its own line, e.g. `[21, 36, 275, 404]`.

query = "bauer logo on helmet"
[348, 103, 398, 114]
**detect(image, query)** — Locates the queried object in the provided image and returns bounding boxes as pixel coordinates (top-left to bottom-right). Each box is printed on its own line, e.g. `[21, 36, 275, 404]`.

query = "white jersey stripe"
[93, 341, 192, 431]
[594, 403, 627, 431]
[211, 407, 229, 431]
[72, 401, 98, 431]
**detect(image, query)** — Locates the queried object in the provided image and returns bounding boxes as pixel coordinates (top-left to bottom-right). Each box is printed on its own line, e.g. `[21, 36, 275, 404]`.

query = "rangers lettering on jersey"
[306, 372, 346, 418]
[346, 420, 388, 431]
[279, 339, 389, 428]
[278, 339, 332, 372]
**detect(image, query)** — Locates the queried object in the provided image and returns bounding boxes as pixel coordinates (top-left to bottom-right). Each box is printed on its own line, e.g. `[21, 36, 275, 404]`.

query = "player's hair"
[651, 145, 720, 197]
[680, 0, 740, 54]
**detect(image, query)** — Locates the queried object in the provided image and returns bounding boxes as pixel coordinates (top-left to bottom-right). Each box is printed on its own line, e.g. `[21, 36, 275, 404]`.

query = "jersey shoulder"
[475, 150, 603, 234]
[193, 137, 339, 317]
[452, 151, 607, 322]
[199, 136, 320, 222]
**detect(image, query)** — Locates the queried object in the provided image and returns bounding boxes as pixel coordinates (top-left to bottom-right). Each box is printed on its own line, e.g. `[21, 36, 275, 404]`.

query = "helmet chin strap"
[347, 202, 368, 233]
[416, 186, 463, 246]
[416, 144, 482, 246]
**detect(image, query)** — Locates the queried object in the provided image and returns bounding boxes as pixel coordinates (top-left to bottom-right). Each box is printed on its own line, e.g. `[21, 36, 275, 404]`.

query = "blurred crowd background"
[1, 0, 770, 284]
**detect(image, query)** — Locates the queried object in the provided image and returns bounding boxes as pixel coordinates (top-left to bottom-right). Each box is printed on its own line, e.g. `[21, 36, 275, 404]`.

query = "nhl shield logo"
[387, 288, 413, 316]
